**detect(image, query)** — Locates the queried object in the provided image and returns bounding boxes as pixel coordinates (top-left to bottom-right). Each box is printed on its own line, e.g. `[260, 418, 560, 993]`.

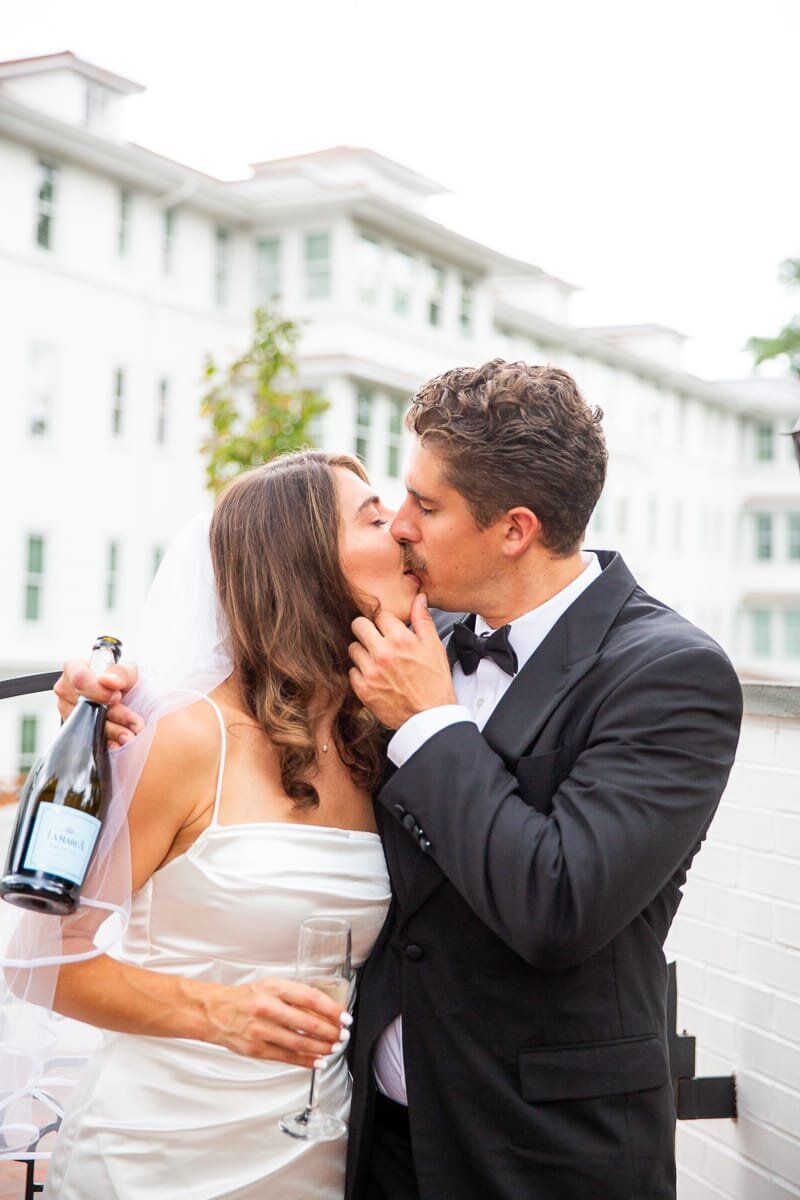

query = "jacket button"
[402, 813, 417, 832]
[405, 943, 424, 961]
[419, 837, 431, 853]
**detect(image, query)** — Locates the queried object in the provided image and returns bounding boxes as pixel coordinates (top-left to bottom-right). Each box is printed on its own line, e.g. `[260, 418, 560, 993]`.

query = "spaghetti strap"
[196, 695, 227, 827]
[165, 689, 228, 827]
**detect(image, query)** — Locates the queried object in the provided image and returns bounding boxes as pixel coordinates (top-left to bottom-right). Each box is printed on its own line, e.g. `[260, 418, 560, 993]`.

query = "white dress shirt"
[373, 552, 602, 1104]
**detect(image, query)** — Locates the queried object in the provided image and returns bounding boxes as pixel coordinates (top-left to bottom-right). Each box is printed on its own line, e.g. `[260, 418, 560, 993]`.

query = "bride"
[33, 450, 418, 1199]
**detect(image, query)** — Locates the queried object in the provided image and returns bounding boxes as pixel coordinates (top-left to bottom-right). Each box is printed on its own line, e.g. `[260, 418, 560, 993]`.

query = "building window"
[750, 609, 772, 657]
[112, 368, 125, 436]
[24, 535, 45, 621]
[36, 161, 57, 249]
[214, 226, 231, 305]
[162, 208, 177, 275]
[357, 233, 382, 306]
[647, 496, 659, 545]
[673, 500, 684, 550]
[788, 513, 800, 560]
[305, 232, 331, 299]
[84, 83, 109, 129]
[755, 420, 775, 462]
[19, 716, 38, 778]
[427, 263, 446, 327]
[387, 397, 405, 478]
[255, 237, 281, 304]
[391, 248, 414, 316]
[156, 378, 169, 444]
[459, 276, 474, 336]
[28, 342, 56, 436]
[152, 545, 165, 577]
[355, 387, 374, 465]
[753, 512, 773, 560]
[784, 610, 800, 657]
[117, 188, 132, 256]
[106, 541, 120, 610]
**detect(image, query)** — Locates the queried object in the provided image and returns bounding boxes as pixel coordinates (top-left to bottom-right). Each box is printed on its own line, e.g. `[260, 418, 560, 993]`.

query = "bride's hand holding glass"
[203, 974, 348, 1069]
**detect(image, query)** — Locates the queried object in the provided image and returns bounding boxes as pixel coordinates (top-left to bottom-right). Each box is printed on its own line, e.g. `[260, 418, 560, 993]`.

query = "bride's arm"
[53, 705, 347, 1068]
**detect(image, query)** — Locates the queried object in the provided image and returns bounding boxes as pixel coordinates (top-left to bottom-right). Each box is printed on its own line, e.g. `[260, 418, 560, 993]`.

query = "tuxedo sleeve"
[378, 644, 742, 968]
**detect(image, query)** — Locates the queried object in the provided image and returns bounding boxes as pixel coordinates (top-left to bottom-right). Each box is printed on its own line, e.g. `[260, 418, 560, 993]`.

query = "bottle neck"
[89, 644, 118, 675]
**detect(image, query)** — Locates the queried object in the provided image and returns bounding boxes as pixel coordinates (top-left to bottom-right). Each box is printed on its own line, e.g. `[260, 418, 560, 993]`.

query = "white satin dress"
[44, 698, 391, 1200]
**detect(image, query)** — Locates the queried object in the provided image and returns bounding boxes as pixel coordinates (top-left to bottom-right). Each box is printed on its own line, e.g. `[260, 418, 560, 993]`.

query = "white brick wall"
[666, 686, 800, 1198]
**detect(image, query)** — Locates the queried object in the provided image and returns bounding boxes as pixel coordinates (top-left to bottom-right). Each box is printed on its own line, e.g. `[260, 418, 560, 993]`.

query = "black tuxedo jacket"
[346, 552, 742, 1200]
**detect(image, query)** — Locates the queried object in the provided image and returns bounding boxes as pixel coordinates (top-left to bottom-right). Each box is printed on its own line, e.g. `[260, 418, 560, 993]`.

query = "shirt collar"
[474, 551, 602, 674]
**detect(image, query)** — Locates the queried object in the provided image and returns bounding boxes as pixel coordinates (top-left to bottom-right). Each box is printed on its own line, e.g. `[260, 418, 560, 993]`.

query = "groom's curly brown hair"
[406, 359, 607, 556]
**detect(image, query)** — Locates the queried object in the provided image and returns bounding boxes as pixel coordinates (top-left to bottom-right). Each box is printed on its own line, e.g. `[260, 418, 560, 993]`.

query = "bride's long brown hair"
[209, 450, 385, 807]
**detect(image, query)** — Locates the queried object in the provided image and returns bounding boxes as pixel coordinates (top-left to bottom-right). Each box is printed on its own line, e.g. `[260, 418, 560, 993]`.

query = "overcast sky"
[6, 0, 799, 379]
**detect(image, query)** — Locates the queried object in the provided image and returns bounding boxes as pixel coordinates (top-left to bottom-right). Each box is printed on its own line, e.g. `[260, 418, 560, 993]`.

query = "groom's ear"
[502, 507, 540, 557]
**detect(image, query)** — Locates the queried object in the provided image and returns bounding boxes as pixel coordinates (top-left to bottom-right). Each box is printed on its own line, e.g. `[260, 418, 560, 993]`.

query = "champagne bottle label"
[22, 805, 102, 885]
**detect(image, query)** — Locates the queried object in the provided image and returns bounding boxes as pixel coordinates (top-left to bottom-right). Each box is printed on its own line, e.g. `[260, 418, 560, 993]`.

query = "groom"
[344, 359, 742, 1200]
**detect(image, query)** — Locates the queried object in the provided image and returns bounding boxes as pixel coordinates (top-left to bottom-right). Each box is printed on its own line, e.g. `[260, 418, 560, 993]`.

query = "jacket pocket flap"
[519, 1035, 669, 1102]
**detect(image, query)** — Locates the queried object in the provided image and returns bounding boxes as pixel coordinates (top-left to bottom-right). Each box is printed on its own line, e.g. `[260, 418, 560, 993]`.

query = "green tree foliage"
[200, 308, 329, 494]
[747, 257, 800, 377]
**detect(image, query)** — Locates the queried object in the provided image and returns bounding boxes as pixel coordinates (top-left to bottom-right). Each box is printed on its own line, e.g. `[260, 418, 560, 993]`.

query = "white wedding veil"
[0, 512, 231, 1161]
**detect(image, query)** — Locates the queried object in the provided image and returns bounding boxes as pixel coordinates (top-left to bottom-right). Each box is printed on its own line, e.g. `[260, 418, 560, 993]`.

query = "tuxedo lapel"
[482, 551, 637, 765]
[391, 553, 638, 926]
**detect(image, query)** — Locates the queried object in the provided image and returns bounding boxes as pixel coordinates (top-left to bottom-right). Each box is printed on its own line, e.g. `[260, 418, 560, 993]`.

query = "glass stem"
[306, 1067, 320, 1117]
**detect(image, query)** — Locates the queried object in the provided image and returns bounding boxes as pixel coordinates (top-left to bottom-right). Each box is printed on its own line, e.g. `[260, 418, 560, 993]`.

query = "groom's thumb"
[410, 592, 434, 638]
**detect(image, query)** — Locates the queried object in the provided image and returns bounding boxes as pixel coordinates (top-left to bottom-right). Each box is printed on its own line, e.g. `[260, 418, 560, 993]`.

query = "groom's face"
[391, 439, 507, 614]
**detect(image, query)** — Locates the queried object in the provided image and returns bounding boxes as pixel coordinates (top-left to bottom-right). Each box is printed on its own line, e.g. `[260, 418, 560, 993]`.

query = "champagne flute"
[279, 915, 352, 1141]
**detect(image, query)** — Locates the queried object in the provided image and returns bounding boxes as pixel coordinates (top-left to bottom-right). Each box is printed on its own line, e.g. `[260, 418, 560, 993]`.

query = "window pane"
[156, 378, 169, 444]
[750, 609, 771, 656]
[305, 233, 331, 299]
[754, 512, 773, 560]
[36, 162, 57, 249]
[19, 715, 38, 776]
[391, 249, 414, 316]
[755, 421, 774, 461]
[27, 535, 44, 574]
[20, 716, 38, 757]
[788, 514, 800, 560]
[214, 227, 231, 305]
[25, 583, 40, 621]
[112, 368, 125, 436]
[256, 237, 281, 303]
[28, 342, 56, 437]
[784, 610, 800, 657]
[459, 276, 474, 335]
[428, 263, 446, 327]
[358, 233, 382, 305]
[355, 387, 373, 464]
[163, 208, 176, 275]
[118, 188, 131, 256]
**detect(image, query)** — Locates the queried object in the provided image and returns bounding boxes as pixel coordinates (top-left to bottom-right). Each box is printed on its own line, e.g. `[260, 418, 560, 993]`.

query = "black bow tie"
[447, 621, 518, 677]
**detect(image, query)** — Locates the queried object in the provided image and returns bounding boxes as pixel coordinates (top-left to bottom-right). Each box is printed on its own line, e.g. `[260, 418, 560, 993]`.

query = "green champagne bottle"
[0, 635, 123, 915]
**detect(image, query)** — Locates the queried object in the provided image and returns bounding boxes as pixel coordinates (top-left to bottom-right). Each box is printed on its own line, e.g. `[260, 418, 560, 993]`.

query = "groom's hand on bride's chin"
[54, 659, 144, 747]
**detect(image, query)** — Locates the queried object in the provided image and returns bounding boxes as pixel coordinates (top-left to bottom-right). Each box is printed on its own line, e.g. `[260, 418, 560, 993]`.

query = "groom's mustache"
[403, 550, 426, 575]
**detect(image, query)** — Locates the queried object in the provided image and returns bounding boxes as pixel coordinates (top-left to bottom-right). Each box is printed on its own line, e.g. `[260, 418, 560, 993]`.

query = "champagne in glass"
[279, 916, 351, 1142]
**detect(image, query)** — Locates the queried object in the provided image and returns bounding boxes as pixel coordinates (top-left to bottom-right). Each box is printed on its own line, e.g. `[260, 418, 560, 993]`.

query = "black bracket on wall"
[667, 961, 737, 1120]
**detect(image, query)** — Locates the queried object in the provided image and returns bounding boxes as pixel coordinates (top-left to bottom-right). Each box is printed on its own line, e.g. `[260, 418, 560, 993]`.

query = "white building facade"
[1, 51, 799, 780]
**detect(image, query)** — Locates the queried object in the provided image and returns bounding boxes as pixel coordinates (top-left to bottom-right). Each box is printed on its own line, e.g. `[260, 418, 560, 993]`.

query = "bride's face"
[335, 466, 421, 621]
